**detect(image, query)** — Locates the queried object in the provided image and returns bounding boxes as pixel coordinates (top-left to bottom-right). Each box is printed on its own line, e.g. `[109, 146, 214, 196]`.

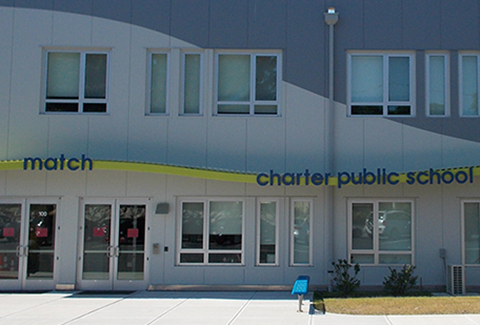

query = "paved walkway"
[0, 291, 479, 325]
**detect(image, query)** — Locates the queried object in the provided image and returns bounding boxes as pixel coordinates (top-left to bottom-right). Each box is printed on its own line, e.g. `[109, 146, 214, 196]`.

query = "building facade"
[0, 0, 480, 292]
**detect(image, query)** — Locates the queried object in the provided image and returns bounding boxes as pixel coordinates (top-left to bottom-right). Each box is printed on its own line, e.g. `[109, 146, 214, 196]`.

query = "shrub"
[331, 259, 361, 297]
[383, 264, 418, 296]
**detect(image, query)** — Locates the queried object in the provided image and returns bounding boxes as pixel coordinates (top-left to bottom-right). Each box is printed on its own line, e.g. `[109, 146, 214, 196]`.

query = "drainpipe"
[324, 7, 338, 291]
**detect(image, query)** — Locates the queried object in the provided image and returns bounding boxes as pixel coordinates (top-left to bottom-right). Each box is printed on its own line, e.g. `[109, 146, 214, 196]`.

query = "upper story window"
[148, 52, 169, 115]
[426, 53, 449, 117]
[182, 52, 202, 115]
[348, 53, 414, 117]
[44, 51, 108, 113]
[460, 53, 480, 117]
[215, 52, 280, 116]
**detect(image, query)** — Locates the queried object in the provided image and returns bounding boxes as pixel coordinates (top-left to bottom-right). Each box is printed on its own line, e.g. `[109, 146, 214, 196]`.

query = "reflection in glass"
[462, 56, 478, 116]
[150, 53, 168, 113]
[182, 202, 204, 249]
[255, 56, 277, 101]
[352, 203, 373, 250]
[184, 54, 201, 114]
[218, 55, 250, 102]
[85, 54, 107, 99]
[82, 204, 111, 280]
[47, 52, 80, 99]
[27, 204, 56, 279]
[379, 254, 411, 265]
[209, 201, 242, 251]
[293, 201, 310, 264]
[117, 205, 145, 280]
[464, 203, 480, 264]
[388, 57, 410, 101]
[378, 202, 412, 251]
[259, 202, 276, 264]
[429, 55, 446, 116]
[0, 204, 22, 279]
[351, 55, 383, 103]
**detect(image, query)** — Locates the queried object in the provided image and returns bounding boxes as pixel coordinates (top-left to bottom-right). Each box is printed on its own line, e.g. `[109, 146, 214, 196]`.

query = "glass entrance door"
[78, 199, 148, 290]
[0, 200, 58, 291]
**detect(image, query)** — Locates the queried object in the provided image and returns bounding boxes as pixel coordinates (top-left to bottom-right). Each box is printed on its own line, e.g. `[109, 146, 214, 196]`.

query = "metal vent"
[447, 265, 465, 295]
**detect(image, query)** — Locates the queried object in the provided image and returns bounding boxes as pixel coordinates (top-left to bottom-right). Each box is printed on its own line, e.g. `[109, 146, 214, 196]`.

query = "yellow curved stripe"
[1, 159, 478, 186]
[94, 161, 258, 183]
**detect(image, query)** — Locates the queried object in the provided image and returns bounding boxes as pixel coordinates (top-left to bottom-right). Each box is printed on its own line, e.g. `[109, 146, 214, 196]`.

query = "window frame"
[43, 49, 110, 114]
[459, 52, 480, 117]
[348, 199, 415, 266]
[177, 198, 245, 266]
[256, 198, 280, 266]
[347, 52, 415, 117]
[214, 51, 281, 116]
[290, 198, 313, 266]
[147, 51, 170, 116]
[426, 52, 450, 117]
[180, 51, 203, 116]
[462, 199, 480, 266]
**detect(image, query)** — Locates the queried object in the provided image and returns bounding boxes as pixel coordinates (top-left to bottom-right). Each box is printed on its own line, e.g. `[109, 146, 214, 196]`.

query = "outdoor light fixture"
[324, 7, 339, 25]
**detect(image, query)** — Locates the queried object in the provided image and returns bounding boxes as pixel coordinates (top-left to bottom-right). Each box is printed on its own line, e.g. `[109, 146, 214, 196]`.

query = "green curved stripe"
[1, 159, 478, 186]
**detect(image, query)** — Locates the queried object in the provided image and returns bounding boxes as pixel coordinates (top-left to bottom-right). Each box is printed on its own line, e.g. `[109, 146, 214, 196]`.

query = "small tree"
[331, 259, 361, 296]
[383, 264, 418, 296]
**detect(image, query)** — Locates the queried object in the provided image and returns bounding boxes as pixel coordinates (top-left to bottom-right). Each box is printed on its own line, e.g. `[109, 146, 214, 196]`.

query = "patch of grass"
[314, 291, 480, 315]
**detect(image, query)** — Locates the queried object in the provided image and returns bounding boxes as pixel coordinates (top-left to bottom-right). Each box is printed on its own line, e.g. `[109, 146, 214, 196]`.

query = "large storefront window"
[349, 200, 413, 265]
[464, 201, 480, 265]
[179, 199, 243, 265]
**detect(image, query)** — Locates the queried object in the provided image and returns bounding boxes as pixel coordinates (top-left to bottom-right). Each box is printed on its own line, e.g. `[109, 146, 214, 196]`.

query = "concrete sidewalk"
[0, 290, 479, 325]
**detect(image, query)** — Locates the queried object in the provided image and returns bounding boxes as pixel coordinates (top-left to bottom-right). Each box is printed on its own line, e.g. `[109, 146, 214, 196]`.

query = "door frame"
[76, 197, 151, 291]
[0, 197, 60, 291]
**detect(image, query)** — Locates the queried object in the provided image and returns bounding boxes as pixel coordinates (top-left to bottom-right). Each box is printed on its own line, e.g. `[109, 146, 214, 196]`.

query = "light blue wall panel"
[88, 117, 128, 160]
[206, 119, 247, 172]
[246, 119, 285, 173]
[209, 0, 248, 48]
[8, 8, 52, 159]
[334, 118, 364, 172]
[52, 9, 92, 45]
[363, 119, 403, 171]
[442, 135, 480, 168]
[402, 125, 443, 172]
[284, 86, 325, 173]
[167, 118, 207, 167]
[0, 7, 13, 160]
[48, 117, 89, 157]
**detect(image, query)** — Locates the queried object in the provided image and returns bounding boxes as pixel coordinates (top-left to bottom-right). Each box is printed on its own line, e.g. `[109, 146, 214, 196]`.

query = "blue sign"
[23, 154, 93, 171]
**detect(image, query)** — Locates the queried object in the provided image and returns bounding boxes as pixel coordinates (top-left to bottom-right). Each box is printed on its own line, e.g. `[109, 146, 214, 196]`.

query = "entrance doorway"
[0, 199, 58, 291]
[77, 199, 149, 290]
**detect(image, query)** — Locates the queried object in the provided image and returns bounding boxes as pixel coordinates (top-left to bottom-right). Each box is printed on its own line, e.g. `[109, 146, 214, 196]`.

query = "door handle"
[114, 246, 119, 257]
[15, 245, 22, 257]
[107, 245, 114, 258]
